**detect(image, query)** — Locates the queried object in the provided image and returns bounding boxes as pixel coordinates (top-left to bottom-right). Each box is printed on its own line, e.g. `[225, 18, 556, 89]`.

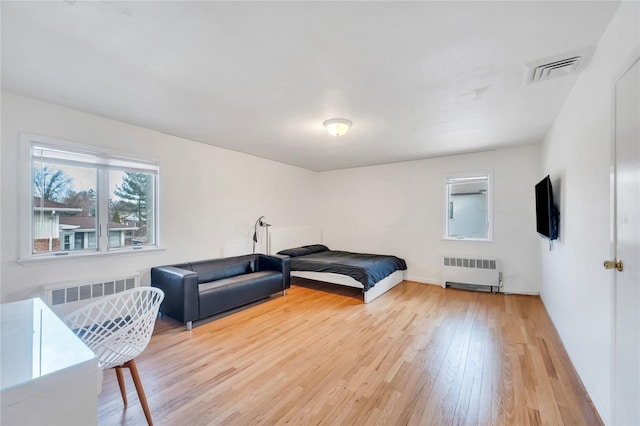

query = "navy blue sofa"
[151, 254, 290, 330]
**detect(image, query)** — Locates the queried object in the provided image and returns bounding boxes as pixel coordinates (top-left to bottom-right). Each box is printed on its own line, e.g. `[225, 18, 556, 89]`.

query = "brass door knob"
[603, 259, 624, 272]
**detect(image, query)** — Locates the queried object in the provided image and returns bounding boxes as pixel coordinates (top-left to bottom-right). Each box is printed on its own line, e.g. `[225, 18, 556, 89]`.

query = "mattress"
[286, 249, 407, 291]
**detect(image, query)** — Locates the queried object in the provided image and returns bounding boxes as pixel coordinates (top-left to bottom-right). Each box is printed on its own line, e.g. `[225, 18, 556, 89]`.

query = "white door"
[611, 49, 640, 426]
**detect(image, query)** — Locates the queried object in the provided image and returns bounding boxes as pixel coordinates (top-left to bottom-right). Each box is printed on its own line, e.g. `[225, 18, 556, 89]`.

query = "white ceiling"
[1, 1, 620, 171]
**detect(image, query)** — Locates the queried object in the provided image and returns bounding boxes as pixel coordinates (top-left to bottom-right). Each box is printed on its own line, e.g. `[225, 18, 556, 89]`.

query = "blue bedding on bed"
[287, 250, 407, 291]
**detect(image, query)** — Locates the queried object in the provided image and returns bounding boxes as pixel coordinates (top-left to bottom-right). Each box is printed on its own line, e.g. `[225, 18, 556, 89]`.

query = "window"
[24, 135, 159, 259]
[444, 173, 492, 241]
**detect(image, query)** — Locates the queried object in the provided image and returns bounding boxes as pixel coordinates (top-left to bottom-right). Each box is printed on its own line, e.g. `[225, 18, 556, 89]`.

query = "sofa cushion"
[191, 258, 252, 284]
[198, 271, 284, 319]
[199, 271, 279, 294]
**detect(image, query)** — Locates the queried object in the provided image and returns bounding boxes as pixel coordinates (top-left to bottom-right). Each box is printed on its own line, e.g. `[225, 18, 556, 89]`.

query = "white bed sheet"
[292, 269, 404, 303]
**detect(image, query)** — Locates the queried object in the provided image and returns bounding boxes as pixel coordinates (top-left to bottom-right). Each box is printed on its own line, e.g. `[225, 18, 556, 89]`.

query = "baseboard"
[403, 274, 440, 286]
[404, 274, 540, 296]
[501, 289, 540, 296]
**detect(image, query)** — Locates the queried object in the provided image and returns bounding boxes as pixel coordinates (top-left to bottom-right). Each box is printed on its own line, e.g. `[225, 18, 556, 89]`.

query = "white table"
[1, 298, 100, 425]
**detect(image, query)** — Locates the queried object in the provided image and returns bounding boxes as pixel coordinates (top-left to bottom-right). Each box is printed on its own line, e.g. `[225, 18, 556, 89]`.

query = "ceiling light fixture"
[323, 118, 352, 136]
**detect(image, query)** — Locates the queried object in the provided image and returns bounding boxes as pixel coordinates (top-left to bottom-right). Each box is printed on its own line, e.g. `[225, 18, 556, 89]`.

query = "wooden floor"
[97, 280, 601, 426]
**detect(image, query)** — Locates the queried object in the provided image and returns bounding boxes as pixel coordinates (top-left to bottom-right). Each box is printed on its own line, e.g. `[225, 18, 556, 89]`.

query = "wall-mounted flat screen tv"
[535, 175, 558, 240]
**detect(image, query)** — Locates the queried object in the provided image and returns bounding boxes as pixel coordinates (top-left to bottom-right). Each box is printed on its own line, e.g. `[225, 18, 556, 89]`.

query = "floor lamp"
[252, 216, 271, 253]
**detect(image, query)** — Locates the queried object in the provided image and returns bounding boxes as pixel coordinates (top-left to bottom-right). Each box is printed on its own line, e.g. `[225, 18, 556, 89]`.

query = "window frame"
[443, 171, 494, 242]
[19, 133, 162, 262]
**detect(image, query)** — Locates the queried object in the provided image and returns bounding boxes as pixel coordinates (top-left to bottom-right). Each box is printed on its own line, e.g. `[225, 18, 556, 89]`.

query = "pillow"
[191, 259, 252, 283]
[277, 247, 312, 257]
[302, 244, 330, 254]
[224, 261, 252, 278]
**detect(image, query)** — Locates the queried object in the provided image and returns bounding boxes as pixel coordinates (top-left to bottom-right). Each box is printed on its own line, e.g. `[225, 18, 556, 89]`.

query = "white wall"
[540, 2, 638, 423]
[0, 91, 541, 301]
[316, 145, 542, 294]
[0, 91, 319, 303]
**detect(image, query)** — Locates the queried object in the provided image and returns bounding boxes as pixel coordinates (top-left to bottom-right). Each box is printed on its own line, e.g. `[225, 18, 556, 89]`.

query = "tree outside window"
[28, 139, 158, 258]
[109, 171, 155, 247]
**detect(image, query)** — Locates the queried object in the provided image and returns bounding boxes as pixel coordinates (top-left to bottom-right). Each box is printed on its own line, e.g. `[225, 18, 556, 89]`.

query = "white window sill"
[443, 237, 494, 243]
[18, 246, 166, 266]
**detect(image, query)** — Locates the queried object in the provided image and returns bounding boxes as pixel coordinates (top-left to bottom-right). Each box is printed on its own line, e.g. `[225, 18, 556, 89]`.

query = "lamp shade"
[323, 118, 352, 136]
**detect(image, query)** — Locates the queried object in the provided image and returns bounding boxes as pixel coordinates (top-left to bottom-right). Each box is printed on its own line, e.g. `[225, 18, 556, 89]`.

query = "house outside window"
[23, 134, 159, 260]
[444, 172, 493, 241]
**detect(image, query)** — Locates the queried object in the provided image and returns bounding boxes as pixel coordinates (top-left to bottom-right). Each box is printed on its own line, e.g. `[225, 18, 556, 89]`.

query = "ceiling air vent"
[525, 47, 594, 84]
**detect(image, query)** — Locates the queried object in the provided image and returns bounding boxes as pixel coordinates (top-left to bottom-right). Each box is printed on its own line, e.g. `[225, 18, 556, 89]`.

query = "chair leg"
[114, 366, 128, 407]
[125, 359, 153, 426]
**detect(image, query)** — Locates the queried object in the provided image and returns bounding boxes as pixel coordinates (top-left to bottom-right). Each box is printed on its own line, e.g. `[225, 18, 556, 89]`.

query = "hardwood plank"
[97, 280, 602, 426]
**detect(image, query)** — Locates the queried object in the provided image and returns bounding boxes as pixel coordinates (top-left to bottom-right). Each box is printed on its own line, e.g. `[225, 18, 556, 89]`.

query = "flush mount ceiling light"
[323, 118, 352, 136]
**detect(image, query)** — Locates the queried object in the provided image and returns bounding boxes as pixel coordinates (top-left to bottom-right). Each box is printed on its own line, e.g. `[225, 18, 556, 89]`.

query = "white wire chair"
[64, 287, 164, 426]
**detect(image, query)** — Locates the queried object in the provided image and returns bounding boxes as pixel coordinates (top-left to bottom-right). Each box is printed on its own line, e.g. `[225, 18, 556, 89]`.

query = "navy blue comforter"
[290, 250, 407, 291]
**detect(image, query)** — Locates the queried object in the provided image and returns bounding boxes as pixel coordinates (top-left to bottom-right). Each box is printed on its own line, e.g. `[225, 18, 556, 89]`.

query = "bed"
[269, 227, 407, 303]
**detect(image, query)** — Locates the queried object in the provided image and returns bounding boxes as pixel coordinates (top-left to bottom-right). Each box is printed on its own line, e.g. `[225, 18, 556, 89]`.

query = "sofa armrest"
[257, 254, 290, 289]
[151, 266, 199, 323]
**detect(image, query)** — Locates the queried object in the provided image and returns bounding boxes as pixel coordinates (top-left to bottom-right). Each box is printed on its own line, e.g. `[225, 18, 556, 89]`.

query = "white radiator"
[442, 256, 500, 291]
[42, 274, 139, 317]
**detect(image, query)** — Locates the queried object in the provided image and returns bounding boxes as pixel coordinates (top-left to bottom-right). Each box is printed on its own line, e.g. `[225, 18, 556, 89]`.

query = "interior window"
[445, 173, 492, 241]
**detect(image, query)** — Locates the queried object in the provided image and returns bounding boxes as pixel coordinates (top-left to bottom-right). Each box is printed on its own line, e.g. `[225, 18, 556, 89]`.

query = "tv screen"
[535, 175, 558, 240]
